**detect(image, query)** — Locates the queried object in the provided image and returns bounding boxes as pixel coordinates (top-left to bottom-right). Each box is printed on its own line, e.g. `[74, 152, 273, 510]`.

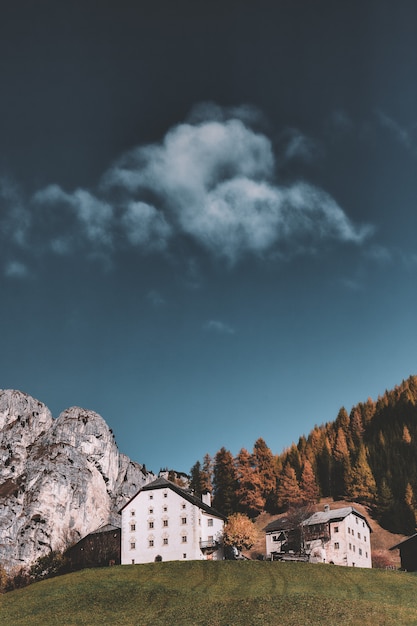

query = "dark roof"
[264, 517, 295, 533]
[302, 506, 371, 530]
[119, 477, 227, 521]
[389, 533, 417, 551]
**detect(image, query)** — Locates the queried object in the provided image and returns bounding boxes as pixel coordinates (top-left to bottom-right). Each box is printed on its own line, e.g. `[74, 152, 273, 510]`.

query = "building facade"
[120, 477, 226, 564]
[265, 505, 372, 568]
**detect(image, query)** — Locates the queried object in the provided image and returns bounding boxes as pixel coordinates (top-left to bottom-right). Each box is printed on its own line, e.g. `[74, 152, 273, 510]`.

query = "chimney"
[324, 504, 330, 512]
[201, 490, 211, 506]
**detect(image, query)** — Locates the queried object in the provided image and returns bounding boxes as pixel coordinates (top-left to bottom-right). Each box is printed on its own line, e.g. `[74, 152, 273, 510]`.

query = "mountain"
[0, 390, 154, 572]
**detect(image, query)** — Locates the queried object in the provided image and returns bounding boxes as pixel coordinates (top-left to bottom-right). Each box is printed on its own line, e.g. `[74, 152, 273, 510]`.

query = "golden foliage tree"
[223, 513, 258, 551]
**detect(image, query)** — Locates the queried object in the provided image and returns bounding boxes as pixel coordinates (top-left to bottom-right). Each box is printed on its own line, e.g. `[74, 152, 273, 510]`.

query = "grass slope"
[1, 561, 417, 626]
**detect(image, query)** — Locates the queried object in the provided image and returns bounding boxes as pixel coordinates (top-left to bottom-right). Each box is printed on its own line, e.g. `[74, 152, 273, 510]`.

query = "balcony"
[200, 539, 220, 550]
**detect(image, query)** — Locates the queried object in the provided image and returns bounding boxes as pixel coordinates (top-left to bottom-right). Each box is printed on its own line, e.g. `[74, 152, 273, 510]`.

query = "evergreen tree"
[189, 460, 205, 498]
[332, 427, 351, 498]
[213, 447, 238, 516]
[235, 448, 265, 517]
[277, 463, 301, 509]
[346, 445, 376, 504]
[299, 459, 319, 504]
[202, 453, 213, 492]
[252, 438, 278, 513]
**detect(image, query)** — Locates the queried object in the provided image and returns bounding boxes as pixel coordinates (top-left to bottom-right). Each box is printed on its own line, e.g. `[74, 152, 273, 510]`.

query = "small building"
[65, 523, 121, 570]
[265, 516, 304, 561]
[119, 477, 226, 564]
[389, 534, 417, 571]
[265, 505, 372, 568]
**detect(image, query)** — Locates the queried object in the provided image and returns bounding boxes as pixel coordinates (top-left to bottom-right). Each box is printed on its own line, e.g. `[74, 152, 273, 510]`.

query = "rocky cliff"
[0, 389, 154, 572]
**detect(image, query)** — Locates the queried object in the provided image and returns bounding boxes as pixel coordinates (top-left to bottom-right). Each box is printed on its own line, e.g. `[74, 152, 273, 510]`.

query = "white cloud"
[121, 202, 172, 250]
[4, 260, 29, 279]
[2, 104, 373, 267]
[203, 320, 235, 335]
[34, 185, 114, 248]
[0, 178, 31, 247]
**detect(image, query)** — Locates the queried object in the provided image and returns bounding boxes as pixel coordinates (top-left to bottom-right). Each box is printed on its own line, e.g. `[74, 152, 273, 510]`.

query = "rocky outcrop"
[0, 390, 153, 572]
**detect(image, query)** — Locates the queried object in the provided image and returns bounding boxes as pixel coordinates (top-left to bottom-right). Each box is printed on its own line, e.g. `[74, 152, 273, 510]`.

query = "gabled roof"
[389, 533, 417, 551]
[119, 477, 227, 521]
[302, 506, 371, 530]
[264, 517, 295, 533]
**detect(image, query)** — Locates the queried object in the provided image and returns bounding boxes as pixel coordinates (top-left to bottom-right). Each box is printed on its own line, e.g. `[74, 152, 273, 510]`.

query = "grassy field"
[1, 561, 417, 625]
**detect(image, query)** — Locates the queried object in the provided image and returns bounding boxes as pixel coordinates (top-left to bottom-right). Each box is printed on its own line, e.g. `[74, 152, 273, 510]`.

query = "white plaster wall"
[121, 487, 224, 564]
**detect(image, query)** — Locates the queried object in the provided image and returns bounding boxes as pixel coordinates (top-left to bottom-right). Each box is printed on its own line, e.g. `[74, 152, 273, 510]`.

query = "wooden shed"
[390, 533, 417, 571]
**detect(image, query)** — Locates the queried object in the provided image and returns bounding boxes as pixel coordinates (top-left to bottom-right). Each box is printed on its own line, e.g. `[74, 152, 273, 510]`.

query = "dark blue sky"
[1, 1, 416, 473]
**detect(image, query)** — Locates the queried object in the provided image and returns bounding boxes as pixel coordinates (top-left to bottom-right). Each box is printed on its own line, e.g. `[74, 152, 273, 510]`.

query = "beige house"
[120, 477, 226, 564]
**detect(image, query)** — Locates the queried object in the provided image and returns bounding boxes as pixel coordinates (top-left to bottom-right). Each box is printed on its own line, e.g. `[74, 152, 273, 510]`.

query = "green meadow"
[1, 560, 417, 625]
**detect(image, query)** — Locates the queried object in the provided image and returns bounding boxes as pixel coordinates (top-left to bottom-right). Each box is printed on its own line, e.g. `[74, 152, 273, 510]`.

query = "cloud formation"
[1, 104, 372, 273]
[203, 320, 235, 335]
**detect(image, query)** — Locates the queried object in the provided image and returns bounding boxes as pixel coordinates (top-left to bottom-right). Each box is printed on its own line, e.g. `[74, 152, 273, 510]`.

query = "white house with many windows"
[120, 477, 226, 564]
[265, 505, 372, 568]
[302, 505, 372, 568]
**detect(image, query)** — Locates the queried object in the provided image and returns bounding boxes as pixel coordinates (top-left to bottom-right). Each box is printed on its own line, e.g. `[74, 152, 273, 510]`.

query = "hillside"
[192, 375, 417, 537]
[2, 561, 417, 625]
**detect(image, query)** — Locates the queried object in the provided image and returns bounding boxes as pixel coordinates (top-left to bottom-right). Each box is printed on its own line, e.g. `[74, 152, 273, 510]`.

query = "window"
[163, 538, 168, 545]
[356, 517, 358, 524]
[334, 542, 339, 550]
[182, 504, 186, 509]
[353, 545, 356, 552]
[163, 506, 168, 512]
[149, 508, 154, 514]
[358, 532, 361, 540]
[132, 559, 135, 565]
[164, 492, 168, 498]
[149, 521, 154, 529]
[131, 524, 136, 531]
[366, 552, 368, 558]
[130, 542, 136, 550]
[149, 539, 154, 547]
[183, 553, 187, 559]
[208, 519, 213, 527]
[364, 536, 367, 542]
[352, 530, 355, 537]
[359, 548, 362, 556]
[131, 510, 135, 516]
[149, 494, 153, 500]
[348, 527, 351, 534]
[349, 543, 352, 550]
[163, 520, 168, 527]
[182, 517, 187, 525]
[182, 536, 187, 543]
[334, 526, 339, 533]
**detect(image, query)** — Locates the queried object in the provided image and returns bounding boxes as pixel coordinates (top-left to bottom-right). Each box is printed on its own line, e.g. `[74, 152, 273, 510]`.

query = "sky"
[1, 1, 416, 474]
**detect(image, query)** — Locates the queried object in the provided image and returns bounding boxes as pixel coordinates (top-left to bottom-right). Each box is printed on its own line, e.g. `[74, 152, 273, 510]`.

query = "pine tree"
[277, 463, 301, 509]
[299, 460, 319, 504]
[201, 453, 213, 492]
[346, 445, 377, 504]
[235, 448, 265, 517]
[213, 447, 238, 516]
[189, 460, 205, 497]
[252, 438, 278, 513]
[332, 427, 351, 499]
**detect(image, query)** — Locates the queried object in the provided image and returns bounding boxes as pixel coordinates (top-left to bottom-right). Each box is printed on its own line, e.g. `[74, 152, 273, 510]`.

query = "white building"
[265, 505, 372, 568]
[120, 477, 226, 564]
[302, 505, 372, 568]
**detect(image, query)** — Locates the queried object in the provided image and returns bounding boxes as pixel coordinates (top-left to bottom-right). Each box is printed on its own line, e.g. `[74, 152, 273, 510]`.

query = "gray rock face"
[0, 390, 153, 572]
